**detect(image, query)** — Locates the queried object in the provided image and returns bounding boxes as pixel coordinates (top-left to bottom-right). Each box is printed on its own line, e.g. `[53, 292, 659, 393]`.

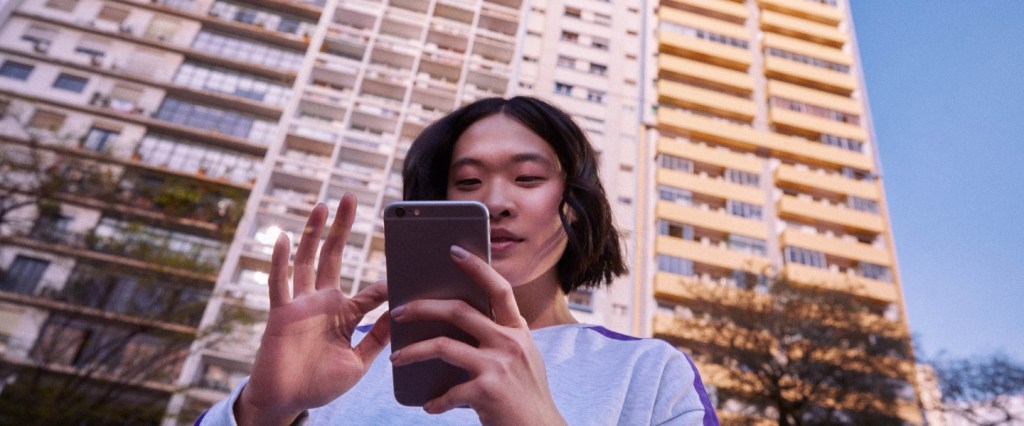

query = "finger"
[354, 311, 392, 367]
[423, 381, 475, 415]
[389, 336, 484, 374]
[392, 299, 497, 344]
[268, 232, 292, 308]
[450, 245, 524, 327]
[348, 281, 388, 315]
[293, 204, 328, 296]
[316, 193, 357, 290]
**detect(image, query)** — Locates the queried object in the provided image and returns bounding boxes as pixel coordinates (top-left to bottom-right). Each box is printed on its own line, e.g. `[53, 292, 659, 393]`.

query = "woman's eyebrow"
[450, 153, 555, 171]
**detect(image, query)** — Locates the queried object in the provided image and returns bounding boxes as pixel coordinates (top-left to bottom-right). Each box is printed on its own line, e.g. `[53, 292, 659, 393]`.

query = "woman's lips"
[490, 229, 523, 252]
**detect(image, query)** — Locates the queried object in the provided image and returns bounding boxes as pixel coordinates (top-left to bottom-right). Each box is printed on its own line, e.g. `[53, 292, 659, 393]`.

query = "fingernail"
[389, 349, 400, 362]
[391, 305, 405, 318]
[450, 245, 469, 260]
[422, 401, 435, 412]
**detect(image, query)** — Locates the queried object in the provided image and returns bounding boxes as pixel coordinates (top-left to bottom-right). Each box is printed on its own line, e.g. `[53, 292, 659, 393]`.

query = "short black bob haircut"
[403, 96, 627, 293]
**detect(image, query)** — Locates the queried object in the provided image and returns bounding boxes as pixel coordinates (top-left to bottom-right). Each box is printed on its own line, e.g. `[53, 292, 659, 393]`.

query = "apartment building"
[0, 0, 921, 424]
[643, 0, 922, 423]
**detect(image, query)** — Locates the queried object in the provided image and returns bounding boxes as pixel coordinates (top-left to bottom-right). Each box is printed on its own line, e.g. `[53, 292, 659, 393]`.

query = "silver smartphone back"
[383, 200, 491, 407]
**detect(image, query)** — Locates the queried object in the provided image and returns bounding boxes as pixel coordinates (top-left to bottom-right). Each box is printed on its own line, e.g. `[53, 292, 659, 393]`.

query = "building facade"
[0, 0, 921, 424]
[643, 0, 922, 423]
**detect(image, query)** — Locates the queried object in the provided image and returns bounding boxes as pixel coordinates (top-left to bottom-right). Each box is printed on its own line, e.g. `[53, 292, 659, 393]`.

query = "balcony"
[764, 55, 856, 95]
[658, 31, 751, 71]
[757, 0, 844, 26]
[783, 263, 897, 303]
[777, 194, 884, 233]
[657, 200, 767, 240]
[656, 168, 763, 205]
[781, 228, 890, 266]
[763, 33, 851, 68]
[656, 236, 771, 273]
[657, 137, 762, 175]
[668, 0, 748, 22]
[775, 163, 878, 200]
[658, 80, 756, 122]
[657, 107, 874, 171]
[659, 56, 754, 95]
[759, 9, 847, 48]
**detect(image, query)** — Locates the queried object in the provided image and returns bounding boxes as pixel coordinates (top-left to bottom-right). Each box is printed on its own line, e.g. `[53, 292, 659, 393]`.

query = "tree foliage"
[0, 103, 251, 424]
[660, 274, 917, 425]
[932, 352, 1024, 426]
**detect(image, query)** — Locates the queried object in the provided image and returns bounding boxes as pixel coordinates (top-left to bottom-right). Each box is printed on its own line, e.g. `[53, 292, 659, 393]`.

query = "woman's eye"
[454, 178, 481, 187]
[516, 176, 545, 183]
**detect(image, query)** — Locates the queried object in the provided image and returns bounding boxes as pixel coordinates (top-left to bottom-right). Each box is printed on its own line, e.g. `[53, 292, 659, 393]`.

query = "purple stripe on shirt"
[585, 325, 642, 341]
[194, 410, 207, 426]
[684, 354, 720, 426]
[355, 323, 374, 333]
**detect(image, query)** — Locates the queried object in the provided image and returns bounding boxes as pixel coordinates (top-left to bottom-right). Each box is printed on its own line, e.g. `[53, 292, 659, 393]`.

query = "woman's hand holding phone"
[235, 194, 391, 426]
[389, 245, 567, 426]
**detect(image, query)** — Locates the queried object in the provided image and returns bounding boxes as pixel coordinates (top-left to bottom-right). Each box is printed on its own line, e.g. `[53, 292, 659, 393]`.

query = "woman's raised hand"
[235, 194, 391, 426]
[388, 245, 566, 426]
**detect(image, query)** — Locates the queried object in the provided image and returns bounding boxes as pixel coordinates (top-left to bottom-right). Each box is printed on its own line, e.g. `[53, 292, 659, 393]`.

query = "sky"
[849, 1, 1024, 362]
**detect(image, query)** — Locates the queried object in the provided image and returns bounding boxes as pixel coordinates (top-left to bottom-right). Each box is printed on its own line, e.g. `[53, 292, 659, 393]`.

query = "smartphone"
[383, 200, 492, 407]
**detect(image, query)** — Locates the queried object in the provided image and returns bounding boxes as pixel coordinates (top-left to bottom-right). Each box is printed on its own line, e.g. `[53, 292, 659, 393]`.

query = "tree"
[932, 352, 1024, 426]
[0, 100, 250, 424]
[657, 273, 918, 425]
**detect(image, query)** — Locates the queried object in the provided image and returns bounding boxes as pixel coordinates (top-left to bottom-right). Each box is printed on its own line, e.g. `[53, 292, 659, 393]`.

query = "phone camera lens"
[395, 207, 406, 218]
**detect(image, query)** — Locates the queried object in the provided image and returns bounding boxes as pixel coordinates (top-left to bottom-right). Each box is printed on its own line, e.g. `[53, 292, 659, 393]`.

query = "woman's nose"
[482, 183, 514, 220]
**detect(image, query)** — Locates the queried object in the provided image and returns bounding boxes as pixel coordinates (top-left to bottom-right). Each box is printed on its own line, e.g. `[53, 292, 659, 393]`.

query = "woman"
[200, 97, 718, 425]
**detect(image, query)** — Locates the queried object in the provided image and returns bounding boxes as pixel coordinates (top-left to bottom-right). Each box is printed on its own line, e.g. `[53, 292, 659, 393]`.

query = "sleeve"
[652, 351, 720, 426]
[194, 377, 248, 426]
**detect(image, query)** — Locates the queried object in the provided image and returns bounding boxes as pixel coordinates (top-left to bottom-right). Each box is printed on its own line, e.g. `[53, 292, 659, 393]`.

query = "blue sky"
[850, 1, 1024, 361]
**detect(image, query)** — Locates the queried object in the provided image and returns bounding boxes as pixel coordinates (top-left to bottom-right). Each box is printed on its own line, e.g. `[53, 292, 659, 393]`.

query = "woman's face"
[446, 114, 568, 289]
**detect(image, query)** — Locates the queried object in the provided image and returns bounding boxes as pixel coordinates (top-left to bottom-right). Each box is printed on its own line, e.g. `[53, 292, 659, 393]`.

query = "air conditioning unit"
[119, 23, 133, 34]
[34, 41, 49, 53]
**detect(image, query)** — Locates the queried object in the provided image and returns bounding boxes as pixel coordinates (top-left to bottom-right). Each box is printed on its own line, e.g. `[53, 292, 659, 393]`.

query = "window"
[847, 196, 879, 214]
[588, 63, 607, 76]
[556, 55, 576, 69]
[144, 15, 181, 41]
[97, 4, 130, 23]
[726, 169, 760, 187]
[727, 200, 762, 220]
[74, 37, 109, 61]
[586, 90, 605, 104]
[593, 13, 612, 25]
[658, 220, 693, 240]
[27, 109, 66, 132]
[859, 263, 892, 282]
[82, 127, 119, 152]
[784, 246, 826, 269]
[0, 255, 50, 294]
[554, 82, 573, 96]
[658, 154, 693, 172]
[0, 61, 34, 81]
[822, 134, 865, 153]
[154, 97, 276, 144]
[564, 7, 581, 19]
[191, 31, 304, 71]
[657, 255, 693, 276]
[53, 73, 88, 93]
[728, 235, 767, 256]
[44, 0, 78, 12]
[658, 185, 692, 205]
[560, 31, 579, 43]
[566, 288, 593, 312]
[21, 24, 58, 47]
[591, 37, 609, 50]
[108, 83, 144, 112]
[278, 17, 301, 34]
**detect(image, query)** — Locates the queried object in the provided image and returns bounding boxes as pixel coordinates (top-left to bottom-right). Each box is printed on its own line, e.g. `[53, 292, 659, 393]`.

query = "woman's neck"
[512, 274, 577, 329]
